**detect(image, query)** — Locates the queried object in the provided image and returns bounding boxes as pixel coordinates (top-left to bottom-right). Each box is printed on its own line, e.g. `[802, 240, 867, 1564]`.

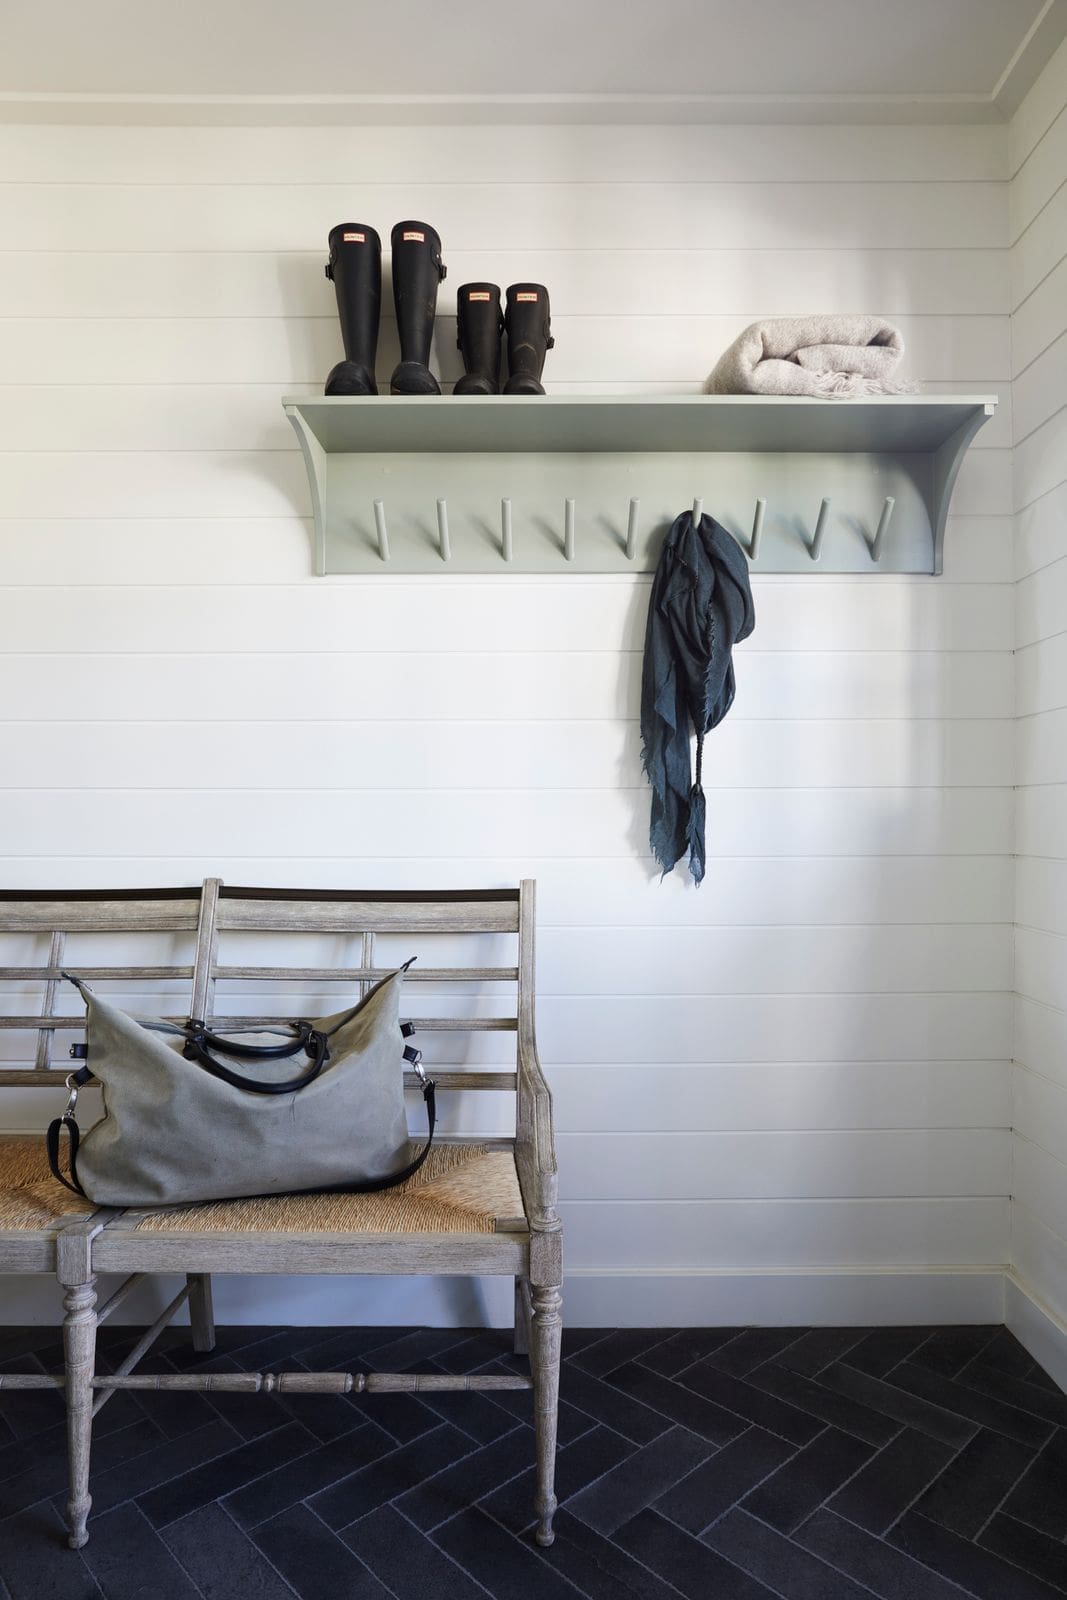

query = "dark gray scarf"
[641, 510, 755, 882]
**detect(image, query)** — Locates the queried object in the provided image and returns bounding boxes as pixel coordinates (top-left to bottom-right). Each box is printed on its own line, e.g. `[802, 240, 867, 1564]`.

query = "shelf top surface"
[284, 393, 998, 456]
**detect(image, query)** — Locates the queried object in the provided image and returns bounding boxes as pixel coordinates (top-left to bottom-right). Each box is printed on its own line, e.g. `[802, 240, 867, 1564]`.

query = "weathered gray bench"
[0, 879, 562, 1549]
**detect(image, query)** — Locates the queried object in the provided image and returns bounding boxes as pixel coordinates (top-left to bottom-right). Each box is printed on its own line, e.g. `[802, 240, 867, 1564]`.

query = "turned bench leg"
[62, 1278, 97, 1550]
[530, 1282, 562, 1547]
[186, 1274, 216, 1353]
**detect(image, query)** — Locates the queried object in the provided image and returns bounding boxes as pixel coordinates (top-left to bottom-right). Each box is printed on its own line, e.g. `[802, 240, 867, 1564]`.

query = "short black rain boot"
[503, 283, 554, 395]
[324, 224, 381, 395]
[390, 221, 446, 395]
[454, 283, 504, 395]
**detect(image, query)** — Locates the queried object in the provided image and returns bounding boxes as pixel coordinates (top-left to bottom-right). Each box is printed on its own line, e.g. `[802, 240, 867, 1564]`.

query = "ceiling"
[2, 0, 1065, 123]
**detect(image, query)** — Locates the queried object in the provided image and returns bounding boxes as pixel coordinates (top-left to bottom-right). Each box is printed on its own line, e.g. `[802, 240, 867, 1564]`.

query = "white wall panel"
[0, 115, 1016, 1325]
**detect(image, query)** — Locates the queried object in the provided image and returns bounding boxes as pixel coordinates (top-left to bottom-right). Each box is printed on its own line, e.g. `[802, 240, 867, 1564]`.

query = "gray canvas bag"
[46, 965, 436, 1207]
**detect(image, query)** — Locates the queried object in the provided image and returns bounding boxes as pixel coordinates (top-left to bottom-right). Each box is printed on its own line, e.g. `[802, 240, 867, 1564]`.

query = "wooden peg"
[373, 499, 390, 563]
[626, 498, 639, 561]
[691, 498, 703, 524]
[810, 497, 831, 561]
[501, 498, 513, 562]
[750, 498, 766, 561]
[564, 499, 575, 562]
[869, 496, 895, 562]
[436, 498, 451, 562]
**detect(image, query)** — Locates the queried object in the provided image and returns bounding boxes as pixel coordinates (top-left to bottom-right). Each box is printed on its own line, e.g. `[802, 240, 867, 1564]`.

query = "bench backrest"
[0, 879, 535, 1129]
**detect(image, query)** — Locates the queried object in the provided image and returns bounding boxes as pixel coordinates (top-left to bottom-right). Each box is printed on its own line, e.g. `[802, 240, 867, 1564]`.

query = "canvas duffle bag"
[46, 963, 434, 1208]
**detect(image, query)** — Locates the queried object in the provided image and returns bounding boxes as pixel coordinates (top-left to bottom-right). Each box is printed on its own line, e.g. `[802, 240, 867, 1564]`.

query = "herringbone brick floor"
[0, 1321, 1064, 1599]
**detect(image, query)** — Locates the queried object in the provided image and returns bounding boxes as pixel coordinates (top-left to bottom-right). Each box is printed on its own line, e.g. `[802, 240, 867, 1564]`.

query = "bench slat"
[0, 1068, 517, 1091]
[216, 899, 519, 934]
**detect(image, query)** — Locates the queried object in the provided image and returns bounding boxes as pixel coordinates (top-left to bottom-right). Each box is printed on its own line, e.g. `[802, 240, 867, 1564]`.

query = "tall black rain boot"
[390, 221, 446, 395]
[454, 283, 503, 395]
[503, 283, 554, 395]
[324, 224, 381, 395]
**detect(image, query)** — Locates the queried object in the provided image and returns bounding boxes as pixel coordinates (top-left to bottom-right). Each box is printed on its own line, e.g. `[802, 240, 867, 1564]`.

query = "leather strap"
[46, 1114, 86, 1198]
[181, 1023, 331, 1095]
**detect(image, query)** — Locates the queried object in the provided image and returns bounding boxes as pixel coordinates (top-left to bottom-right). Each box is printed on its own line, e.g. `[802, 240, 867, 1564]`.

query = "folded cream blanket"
[705, 315, 915, 397]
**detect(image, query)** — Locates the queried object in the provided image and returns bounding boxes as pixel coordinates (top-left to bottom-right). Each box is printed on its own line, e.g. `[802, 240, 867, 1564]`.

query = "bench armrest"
[516, 1035, 559, 1229]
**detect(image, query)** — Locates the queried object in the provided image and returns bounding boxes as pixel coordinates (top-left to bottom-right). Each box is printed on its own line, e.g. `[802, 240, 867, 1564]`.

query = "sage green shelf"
[283, 393, 997, 576]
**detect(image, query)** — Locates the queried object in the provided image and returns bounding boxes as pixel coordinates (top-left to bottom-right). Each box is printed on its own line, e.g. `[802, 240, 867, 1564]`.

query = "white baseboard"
[0, 1266, 1006, 1329]
[1005, 1271, 1067, 1392]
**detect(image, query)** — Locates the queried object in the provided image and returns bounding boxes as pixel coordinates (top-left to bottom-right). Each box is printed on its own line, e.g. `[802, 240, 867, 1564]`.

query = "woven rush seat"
[130, 1142, 527, 1235]
[0, 1134, 94, 1229]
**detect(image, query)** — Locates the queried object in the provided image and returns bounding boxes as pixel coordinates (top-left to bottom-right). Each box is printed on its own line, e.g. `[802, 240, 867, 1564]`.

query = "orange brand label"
[468, 291, 491, 301]
[402, 231, 425, 242]
[516, 291, 538, 302]
[342, 232, 365, 242]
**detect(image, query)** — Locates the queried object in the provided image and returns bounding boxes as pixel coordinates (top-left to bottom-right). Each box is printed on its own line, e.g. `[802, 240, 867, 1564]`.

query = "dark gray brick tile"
[740, 1425, 873, 1534]
[351, 1387, 443, 1446]
[907, 1326, 1000, 1379]
[223, 1419, 394, 1530]
[479, 1423, 635, 1536]
[310, 1422, 475, 1531]
[962, 1363, 1067, 1428]
[818, 1361, 978, 1446]
[798, 1507, 979, 1600]
[0, 1355, 66, 1439]
[604, 1361, 752, 1446]
[891, 1361, 1055, 1448]
[636, 1327, 745, 1377]
[252, 1502, 389, 1600]
[360, 1328, 472, 1370]
[772, 1329, 870, 1377]
[561, 1328, 617, 1361]
[614, 1507, 779, 1599]
[0, 1499, 104, 1600]
[570, 1329, 674, 1378]
[704, 1329, 809, 1378]
[826, 1426, 956, 1535]
[914, 1426, 1038, 1538]
[652, 1425, 794, 1534]
[704, 1506, 873, 1599]
[677, 1358, 824, 1446]
[476, 1360, 591, 1447]
[567, 1424, 712, 1535]
[137, 1420, 317, 1529]
[558, 1363, 674, 1445]
[891, 1510, 1067, 1600]
[118, 1356, 219, 1441]
[748, 1360, 900, 1446]
[540, 1509, 684, 1600]
[343, 1502, 489, 1600]
[415, 1361, 526, 1445]
[81, 1502, 202, 1600]
[842, 1327, 939, 1377]
[980, 1513, 1067, 1592]
[0, 1416, 163, 1520]
[1003, 1429, 1067, 1539]
[162, 1501, 298, 1600]
[972, 1330, 1043, 1382]
[432, 1332, 517, 1374]
[396, 1426, 531, 1532]
[71, 1418, 242, 1521]
[432, 1505, 587, 1600]
[188, 1354, 300, 1441]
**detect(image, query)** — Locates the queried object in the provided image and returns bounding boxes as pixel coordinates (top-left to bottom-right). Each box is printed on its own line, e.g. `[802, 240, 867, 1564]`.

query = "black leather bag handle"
[180, 1021, 331, 1095]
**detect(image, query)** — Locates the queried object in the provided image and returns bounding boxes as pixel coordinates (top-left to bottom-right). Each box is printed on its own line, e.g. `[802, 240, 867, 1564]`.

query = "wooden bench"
[0, 878, 562, 1549]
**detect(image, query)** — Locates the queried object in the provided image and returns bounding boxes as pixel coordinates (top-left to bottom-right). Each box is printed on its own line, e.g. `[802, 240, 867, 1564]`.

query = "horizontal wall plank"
[0, 248, 1011, 321]
[1018, 707, 1067, 785]
[1014, 1065, 1067, 1156]
[0, 313, 1010, 386]
[0, 853, 1013, 927]
[0, 646, 1015, 722]
[554, 1129, 1009, 1201]
[1010, 180, 1067, 308]
[558, 1197, 1008, 1270]
[1016, 786, 1067, 860]
[0, 181, 1009, 253]
[1013, 1135, 1067, 1242]
[0, 786, 1015, 859]
[1014, 478, 1067, 578]
[0, 123, 1010, 185]
[0, 580, 1015, 655]
[1016, 856, 1067, 938]
[1009, 36, 1067, 174]
[1013, 407, 1067, 512]
[1013, 330, 1067, 443]
[0, 717, 1013, 791]
[1011, 1201, 1067, 1328]
[1014, 634, 1067, 718]
[1011, 255, 1067, 374]
[1010, 102, 1067, 240]
[1014, 926, 1067, 1014]
[1016, 551, 1067, 646]
[1015, 996, 1067, 1085]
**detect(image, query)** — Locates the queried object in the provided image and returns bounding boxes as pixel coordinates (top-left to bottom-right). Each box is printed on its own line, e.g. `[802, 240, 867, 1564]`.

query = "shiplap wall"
[1008, 38, 1067, 1377]
[0, 117, 1014, 1326]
